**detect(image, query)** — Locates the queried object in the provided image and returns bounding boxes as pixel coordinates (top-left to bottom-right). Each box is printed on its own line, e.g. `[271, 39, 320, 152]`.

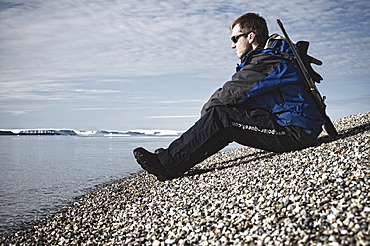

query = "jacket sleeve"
[201, 52, 280, 116]
[200, 79, 258, 116]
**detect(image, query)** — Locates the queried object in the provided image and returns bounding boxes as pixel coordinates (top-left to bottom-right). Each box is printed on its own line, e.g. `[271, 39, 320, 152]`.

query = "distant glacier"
[0, 129, 183, 136]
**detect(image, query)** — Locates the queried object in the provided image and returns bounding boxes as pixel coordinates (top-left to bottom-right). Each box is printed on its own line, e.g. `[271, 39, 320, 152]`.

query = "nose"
[231, 42, 236, 49]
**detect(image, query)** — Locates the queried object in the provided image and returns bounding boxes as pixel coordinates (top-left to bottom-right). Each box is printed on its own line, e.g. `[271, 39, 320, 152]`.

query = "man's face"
[231, 24, 253, 59]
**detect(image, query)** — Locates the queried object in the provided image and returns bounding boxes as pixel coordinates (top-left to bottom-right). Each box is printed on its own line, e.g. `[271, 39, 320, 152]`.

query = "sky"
[1, 0, 369, 131]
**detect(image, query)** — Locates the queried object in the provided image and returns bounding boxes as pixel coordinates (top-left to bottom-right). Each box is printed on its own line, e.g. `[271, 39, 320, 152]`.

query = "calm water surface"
[0, 135, 178, 236]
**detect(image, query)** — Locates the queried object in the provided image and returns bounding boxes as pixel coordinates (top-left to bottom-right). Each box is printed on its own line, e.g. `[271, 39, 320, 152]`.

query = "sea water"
[0, 135, 240, 236]
[0, 135, 178, 236]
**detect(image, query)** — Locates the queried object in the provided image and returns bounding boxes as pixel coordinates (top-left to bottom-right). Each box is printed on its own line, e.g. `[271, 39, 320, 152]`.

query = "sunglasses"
[231, 31, 253, 43]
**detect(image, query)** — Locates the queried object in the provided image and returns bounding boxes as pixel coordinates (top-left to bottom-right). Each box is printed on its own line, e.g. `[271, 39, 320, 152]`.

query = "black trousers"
[158, 106, 316, 176]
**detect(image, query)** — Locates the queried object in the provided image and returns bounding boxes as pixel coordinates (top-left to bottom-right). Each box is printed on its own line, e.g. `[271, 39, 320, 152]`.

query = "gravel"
[1, 112, 369, 246]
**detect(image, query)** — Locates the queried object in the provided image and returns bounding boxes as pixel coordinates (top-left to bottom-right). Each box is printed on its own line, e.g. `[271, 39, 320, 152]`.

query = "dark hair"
[230, 13, 269, 47]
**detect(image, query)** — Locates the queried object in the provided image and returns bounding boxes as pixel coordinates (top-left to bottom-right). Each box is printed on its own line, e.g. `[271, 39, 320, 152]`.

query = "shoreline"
[1, 112, 369, 245]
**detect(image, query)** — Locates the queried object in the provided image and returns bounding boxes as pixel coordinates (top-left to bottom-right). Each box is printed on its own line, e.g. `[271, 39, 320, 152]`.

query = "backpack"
[265, 34, 323, 84]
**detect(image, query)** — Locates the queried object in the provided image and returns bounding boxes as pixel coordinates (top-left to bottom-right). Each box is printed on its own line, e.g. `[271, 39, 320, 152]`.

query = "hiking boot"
[133, 147, 175, 181]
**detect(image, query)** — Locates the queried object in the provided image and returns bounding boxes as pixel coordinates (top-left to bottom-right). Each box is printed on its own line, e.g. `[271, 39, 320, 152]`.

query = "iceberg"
[0, 128, 183, 137]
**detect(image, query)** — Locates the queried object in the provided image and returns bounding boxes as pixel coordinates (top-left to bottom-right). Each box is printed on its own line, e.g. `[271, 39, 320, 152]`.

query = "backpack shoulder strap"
[264, 34, 294, 60]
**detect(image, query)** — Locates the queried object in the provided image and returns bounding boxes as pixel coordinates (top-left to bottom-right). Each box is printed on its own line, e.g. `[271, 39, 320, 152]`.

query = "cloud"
[73, 89, 121, 94]
[146, 115, 198, 119]
[71, 107, 129, 111]
[1, 0, 369, 81]
[156, 99, 205, 104]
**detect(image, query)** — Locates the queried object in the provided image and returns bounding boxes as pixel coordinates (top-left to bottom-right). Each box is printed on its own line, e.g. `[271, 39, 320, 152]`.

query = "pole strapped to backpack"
[277, 19, 338, 136]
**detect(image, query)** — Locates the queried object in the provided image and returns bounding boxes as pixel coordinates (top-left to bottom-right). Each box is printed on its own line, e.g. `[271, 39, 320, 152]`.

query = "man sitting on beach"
[133, 12, 324, 181]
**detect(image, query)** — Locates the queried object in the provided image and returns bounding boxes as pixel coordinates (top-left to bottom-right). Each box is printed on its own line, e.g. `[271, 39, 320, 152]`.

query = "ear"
[248, 32, 256, 44]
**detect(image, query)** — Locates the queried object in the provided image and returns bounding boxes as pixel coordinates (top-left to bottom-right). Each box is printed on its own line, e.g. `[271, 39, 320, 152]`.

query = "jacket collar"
[236, 48, 264, 71]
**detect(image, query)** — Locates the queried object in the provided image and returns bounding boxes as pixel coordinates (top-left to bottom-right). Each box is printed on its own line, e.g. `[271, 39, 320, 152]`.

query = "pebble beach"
[1, 112, 369, 246]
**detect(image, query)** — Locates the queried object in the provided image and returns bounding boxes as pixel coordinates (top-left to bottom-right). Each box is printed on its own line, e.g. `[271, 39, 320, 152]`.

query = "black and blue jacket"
[201, 37, 325, 137]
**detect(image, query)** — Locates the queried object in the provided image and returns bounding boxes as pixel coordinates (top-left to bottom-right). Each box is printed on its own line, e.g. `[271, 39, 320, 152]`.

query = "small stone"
[152, 240, 161, 246]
